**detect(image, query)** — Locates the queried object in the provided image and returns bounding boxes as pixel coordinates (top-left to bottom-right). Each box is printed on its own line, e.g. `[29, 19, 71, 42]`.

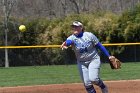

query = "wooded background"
[0, 0, 140, 66]
[0, 0, 140, 18]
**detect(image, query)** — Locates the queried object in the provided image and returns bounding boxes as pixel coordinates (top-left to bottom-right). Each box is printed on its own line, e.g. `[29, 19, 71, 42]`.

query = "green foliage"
[108, 3, 140, 55]
[124, 23, 140, 42]
[118, 4, 140, 43]
[1, 4, 140, 66]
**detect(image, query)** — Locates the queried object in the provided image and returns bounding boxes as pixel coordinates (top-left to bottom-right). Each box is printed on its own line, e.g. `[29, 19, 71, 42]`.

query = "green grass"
[101, 62, 140, 80]
[0, 62, 139, 87]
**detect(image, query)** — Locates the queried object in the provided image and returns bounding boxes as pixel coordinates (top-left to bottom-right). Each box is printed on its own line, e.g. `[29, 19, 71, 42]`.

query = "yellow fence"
[0, 43, 140, 49]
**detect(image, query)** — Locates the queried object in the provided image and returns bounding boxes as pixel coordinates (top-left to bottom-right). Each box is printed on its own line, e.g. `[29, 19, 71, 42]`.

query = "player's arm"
[95, 42, 122, 69]
[95, 42, 110, 57]
[90, 32, 111, 58]
[61, 40, 73, 50]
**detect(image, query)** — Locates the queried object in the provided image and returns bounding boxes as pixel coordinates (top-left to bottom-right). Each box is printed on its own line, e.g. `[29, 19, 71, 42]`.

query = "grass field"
[0, 62, 139, 87]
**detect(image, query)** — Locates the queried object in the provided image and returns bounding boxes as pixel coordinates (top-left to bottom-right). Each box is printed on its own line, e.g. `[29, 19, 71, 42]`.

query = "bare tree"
[69, 0, 80, 14]
[2, 0, 15, 67]
[96, 0, 101, 11]
[58, 0, 67, 17]
[45, 0, 56, 19]
[80, 0, 90, 12]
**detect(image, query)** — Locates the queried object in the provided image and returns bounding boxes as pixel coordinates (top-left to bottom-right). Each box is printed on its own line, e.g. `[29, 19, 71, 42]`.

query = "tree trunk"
[3, 0, 14, 67]
[3, 0, 9, 68]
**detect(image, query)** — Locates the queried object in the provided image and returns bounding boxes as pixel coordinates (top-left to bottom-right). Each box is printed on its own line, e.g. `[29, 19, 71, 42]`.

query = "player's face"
[71, 26, 82, 35]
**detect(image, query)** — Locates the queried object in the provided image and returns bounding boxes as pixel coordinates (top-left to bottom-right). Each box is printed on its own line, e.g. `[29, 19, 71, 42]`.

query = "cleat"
[101, 85, 108, 93]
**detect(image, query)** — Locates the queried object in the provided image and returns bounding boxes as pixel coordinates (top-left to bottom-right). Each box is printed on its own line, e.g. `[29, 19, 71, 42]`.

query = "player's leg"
[77, 61, 96, 93]
[94, 79, 108, 93]
[88, 56, 108, 93]
[85, 85, 96, 93]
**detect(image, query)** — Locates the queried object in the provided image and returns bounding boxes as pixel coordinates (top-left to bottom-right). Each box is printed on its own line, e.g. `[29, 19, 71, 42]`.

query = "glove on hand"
[109, 56, 121, 69]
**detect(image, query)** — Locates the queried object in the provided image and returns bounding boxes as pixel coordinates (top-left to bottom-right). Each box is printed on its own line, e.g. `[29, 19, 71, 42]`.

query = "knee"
[84, 81, 92, 87]
[89, 78, 100, 85]
[83, 78, 100, 86]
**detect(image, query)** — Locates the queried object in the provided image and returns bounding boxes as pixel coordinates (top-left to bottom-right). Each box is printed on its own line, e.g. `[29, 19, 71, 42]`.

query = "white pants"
[77, 55, 101, 87]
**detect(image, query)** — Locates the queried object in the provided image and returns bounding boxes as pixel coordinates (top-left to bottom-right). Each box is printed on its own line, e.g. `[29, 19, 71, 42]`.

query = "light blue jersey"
[66, 21, 109, 93]
[67, 32, 99, 62]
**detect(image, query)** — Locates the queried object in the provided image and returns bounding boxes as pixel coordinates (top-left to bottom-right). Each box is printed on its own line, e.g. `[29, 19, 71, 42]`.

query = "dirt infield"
[0, 80, 140, 93]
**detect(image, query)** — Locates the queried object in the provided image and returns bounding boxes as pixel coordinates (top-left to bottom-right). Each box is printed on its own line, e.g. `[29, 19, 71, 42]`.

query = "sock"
[96, 80, 106, 89]
[85, 85, 96, 93]
[99, 82, 106, 89]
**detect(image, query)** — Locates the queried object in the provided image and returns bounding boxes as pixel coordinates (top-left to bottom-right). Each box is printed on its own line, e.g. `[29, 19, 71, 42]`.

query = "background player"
[61, 21, 114, 93]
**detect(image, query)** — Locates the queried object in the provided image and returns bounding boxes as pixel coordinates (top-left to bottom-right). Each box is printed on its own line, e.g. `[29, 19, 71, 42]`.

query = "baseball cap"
[71, 21, 83, 27]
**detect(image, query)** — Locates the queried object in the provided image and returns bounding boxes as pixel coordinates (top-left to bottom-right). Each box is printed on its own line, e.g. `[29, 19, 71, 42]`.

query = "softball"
[19, 25, 26, 32]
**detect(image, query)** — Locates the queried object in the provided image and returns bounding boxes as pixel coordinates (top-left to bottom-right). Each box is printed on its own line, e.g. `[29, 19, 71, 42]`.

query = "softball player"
[61, 21, 112, 93]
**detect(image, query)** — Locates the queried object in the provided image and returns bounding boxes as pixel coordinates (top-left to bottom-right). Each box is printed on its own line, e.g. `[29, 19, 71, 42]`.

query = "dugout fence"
[0, 43, 140, 67]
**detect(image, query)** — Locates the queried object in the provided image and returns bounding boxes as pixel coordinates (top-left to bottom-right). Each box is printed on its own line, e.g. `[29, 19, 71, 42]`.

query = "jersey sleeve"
[65, 36, 74, 46]
[95, 42, 110, 57]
